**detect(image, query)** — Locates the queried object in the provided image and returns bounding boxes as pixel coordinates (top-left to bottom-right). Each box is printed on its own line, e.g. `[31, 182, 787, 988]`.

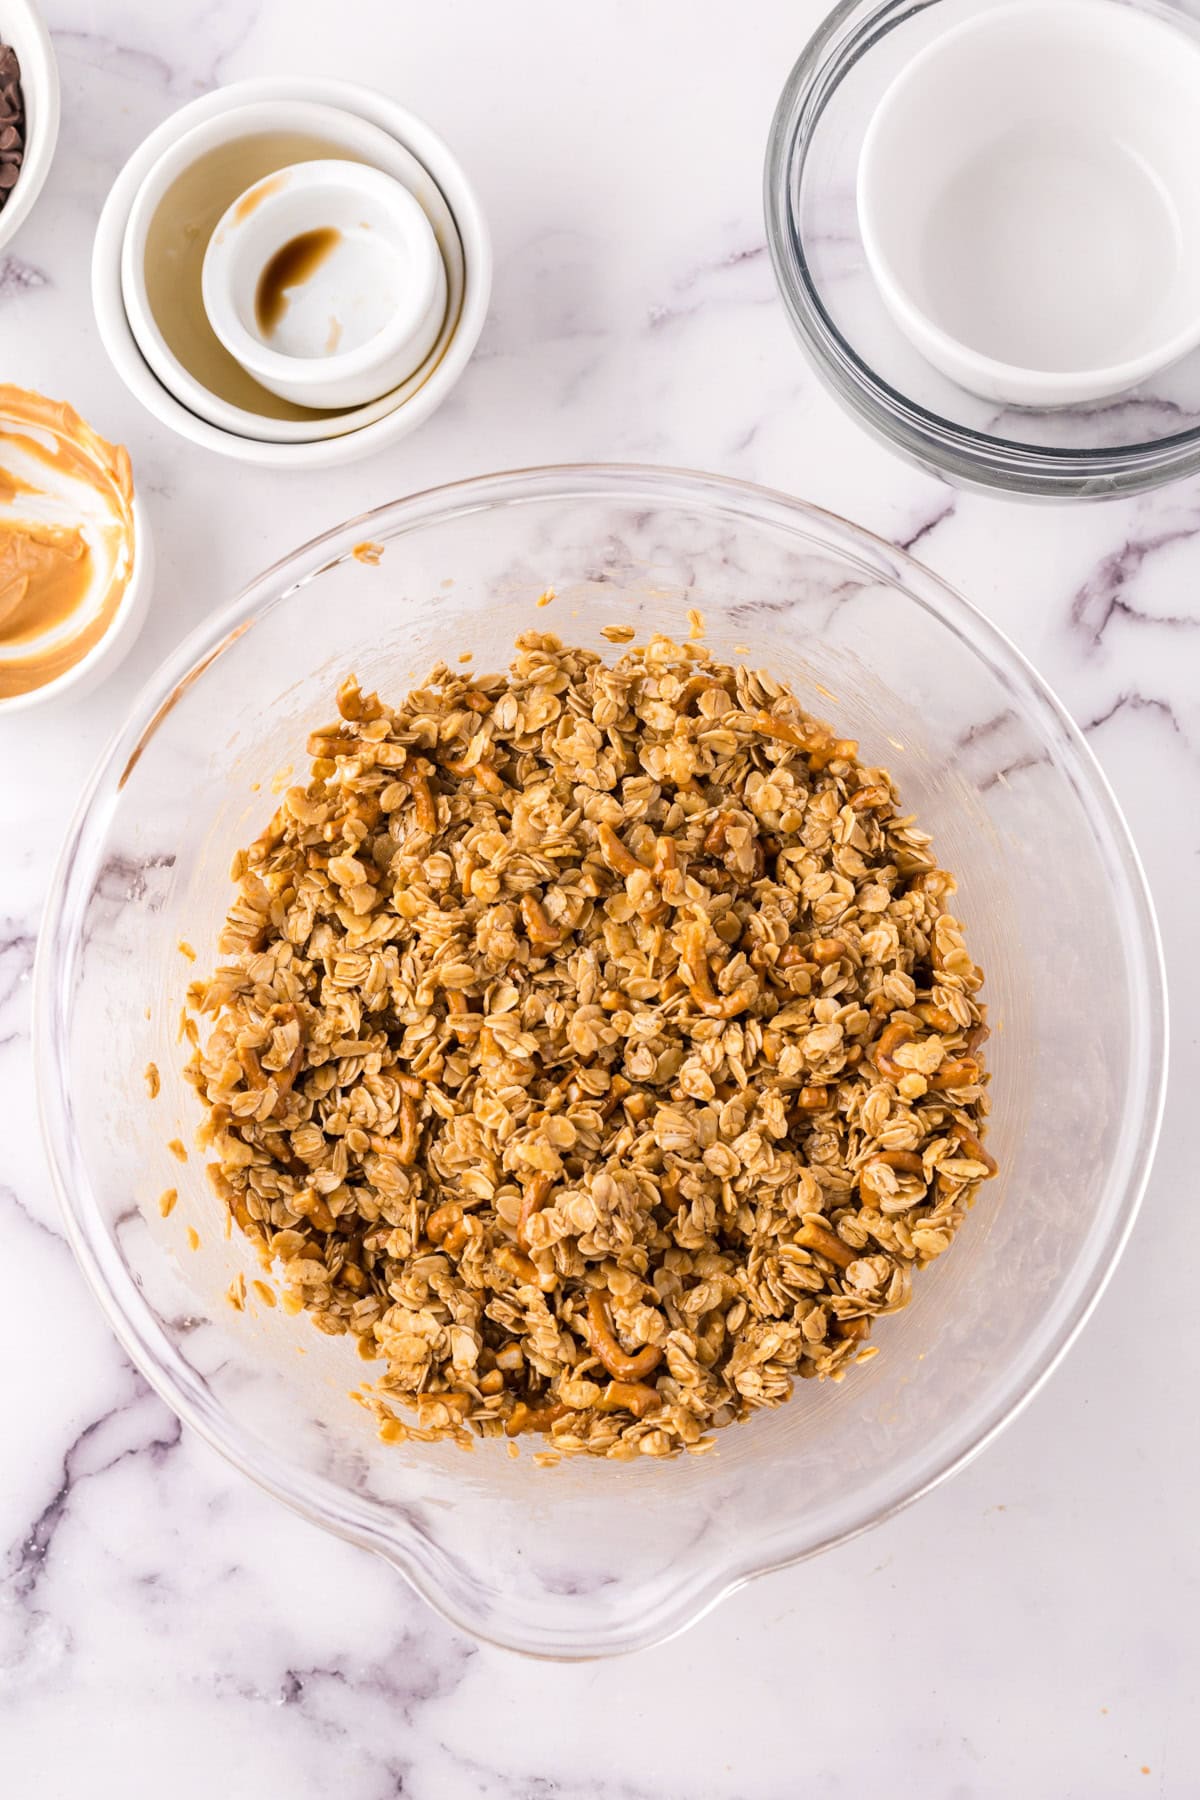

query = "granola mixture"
[183, 632, 995, 1460]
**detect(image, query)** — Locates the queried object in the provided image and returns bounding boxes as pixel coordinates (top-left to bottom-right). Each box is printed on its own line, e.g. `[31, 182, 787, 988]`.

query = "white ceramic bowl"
[96, 79, 491, 468]
[857, 0, 1200, 407]
[0, 501, 153, 716]
[0, 0, 59, 253]
[202, 160, 448, 410]
[118, 100, 465, 446]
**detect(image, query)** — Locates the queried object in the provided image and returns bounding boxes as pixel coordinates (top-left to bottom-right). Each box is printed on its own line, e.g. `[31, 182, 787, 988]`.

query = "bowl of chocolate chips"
[0, 0, 59, 253]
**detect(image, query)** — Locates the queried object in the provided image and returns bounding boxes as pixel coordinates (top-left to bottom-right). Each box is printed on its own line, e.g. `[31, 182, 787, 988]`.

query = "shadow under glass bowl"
[35, 466, 1167, 1657]
[765, 0, 1200, 498]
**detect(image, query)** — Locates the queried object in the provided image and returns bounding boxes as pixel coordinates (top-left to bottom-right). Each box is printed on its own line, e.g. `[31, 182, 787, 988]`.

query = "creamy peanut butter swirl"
[0, 388, 136, 699]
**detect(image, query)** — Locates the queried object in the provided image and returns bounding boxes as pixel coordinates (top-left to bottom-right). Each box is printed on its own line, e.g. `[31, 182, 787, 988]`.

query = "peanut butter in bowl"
[0, 386, 146, 706]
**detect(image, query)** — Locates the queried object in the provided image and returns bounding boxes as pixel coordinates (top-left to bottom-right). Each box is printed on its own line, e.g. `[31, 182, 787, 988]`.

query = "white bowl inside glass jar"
[857, 0, 1200, 407]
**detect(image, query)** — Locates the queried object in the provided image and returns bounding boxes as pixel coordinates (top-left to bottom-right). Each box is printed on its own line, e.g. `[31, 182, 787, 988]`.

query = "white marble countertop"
[1, 1, 1196, 1793]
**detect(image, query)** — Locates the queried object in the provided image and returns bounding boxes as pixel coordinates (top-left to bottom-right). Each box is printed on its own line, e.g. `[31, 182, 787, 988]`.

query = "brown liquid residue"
[255, 227, 341, 337]
[233, 172, 286, 224]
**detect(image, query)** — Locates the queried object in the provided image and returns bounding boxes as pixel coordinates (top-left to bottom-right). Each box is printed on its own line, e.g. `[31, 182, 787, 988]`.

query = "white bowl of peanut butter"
[0, 387, 152, 713]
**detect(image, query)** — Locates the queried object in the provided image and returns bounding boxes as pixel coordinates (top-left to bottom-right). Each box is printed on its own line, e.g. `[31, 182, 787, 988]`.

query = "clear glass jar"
[765, 0, 1200, 498]
[36, 467, 1166, 1656]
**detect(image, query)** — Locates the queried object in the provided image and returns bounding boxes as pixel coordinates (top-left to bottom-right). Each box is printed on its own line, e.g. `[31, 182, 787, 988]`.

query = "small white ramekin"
[202, 160, 448, 411]
[94, 79, 491, 469]
[858, 0, 1200, 408]
[0, 0, 59, 253]
[0, 501, 153, 716]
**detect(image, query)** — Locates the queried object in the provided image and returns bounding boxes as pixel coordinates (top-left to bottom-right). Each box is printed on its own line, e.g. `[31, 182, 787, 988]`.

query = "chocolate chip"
[0, 43, 23, 212]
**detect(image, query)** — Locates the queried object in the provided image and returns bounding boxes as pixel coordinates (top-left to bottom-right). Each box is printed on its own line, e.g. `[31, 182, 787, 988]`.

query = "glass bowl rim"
[33, 462, 1169, 1656]
[764, 0, 1200, 499]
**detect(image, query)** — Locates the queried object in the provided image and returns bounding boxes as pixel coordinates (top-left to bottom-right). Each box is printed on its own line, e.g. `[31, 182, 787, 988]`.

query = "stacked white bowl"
[93, 79, 492, 468]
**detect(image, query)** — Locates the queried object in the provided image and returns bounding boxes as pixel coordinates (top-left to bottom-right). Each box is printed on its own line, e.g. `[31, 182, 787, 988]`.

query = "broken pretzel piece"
[597, 1380, 661, 1419]
[597, 821, 649, 877]
[586, 1290, 663, 1381]
[793, 1220, 857, 1270]
[520, 892, 565, 949]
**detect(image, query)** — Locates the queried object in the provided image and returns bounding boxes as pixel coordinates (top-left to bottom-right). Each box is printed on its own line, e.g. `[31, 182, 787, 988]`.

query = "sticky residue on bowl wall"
[0, 388, 136, 698]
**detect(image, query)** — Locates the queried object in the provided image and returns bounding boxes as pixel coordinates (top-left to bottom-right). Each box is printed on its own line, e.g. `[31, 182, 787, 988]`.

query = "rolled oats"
[181, 633, 994, 1459]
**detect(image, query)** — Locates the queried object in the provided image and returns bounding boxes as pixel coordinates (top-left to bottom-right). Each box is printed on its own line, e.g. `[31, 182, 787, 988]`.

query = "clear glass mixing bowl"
[35, 467, 1167, 1658]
